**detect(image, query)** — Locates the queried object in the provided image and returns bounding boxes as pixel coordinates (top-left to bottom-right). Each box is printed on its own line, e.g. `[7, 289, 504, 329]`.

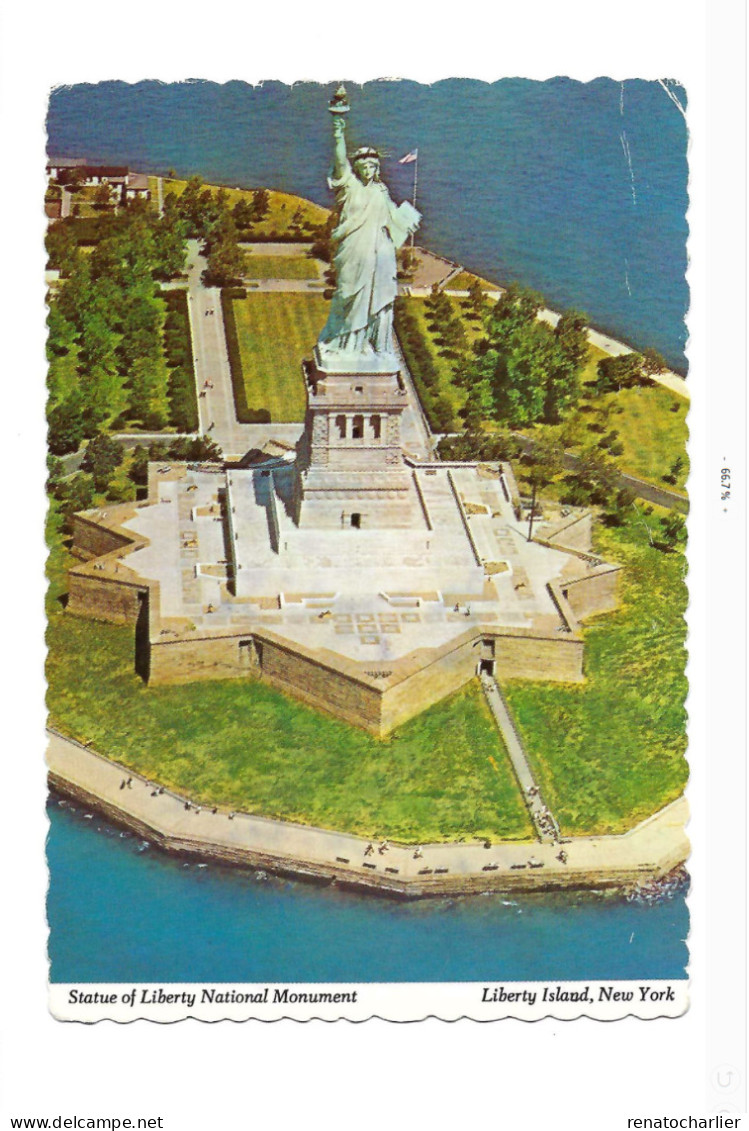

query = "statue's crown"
[352, 146, 380, 162]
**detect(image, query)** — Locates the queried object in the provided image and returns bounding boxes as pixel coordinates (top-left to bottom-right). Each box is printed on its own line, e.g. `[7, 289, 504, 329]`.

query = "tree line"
[47, 202, 190, 454]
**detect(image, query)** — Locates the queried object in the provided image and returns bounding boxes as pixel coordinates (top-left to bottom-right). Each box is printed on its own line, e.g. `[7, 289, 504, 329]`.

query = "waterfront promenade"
[47, 729, 689, 899]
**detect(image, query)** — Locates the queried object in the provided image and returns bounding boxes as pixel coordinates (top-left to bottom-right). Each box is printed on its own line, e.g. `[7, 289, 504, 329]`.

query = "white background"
[0, 1, 745, 1127]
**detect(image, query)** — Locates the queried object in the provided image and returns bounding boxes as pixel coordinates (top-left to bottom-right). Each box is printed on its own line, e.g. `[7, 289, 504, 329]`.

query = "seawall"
[47, 730, 689, 900]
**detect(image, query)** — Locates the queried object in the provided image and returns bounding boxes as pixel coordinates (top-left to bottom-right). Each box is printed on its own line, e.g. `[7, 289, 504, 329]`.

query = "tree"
[233, 199, 255, 229]
[152, 215, 188, 278]
[167, 435, 223, 462]
[310, 213, 336, 262]
[596, 352, 651, 393]
[46, 303, 77, 360]
[439, 317, 469, 356]
[487, 283, 543, 346]
[492, 320, 558, 424]
[128, 445, 151, 487]
[177, 175, 206, 235]
[460, 378, 493, 433]
[465, 278, 489, 320]
[430, 396, 456, 433]
[251, 187, 270, 223]
[94, 182, 115, 210]
[519, 438, 564, 540]
[663, 455, 686, 485]
[58, 473, 96, 534]
[559, 446, 622, 508]
[127, 354, 170, 429]
[202, 222, 248, 286]
[397, 248, 416, 278]
[641, 347, 668, 376]
[454, 284, 585, 429]
[81, 433, 124, 492]
[543, 309, 589, 422]
[60, 167, 86, 192]
[602, 486, 637, 526]
[79, 362, 127, 434]
[45, 220, 79, 274]
[46, 454, 66, 494]
[48, 390, 86, 455]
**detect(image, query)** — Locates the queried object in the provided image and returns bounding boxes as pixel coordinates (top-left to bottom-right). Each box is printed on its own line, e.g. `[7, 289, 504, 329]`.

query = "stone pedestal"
[294, 347, 419, 529]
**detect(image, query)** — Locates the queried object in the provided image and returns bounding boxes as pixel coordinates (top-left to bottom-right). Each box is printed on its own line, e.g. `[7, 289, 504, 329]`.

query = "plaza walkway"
[47, 729, 689, 897]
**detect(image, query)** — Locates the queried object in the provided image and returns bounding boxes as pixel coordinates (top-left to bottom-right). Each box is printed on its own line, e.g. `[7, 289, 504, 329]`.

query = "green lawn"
[231, 293, 328, 422]
[46, 514, 531, 843]
[242, 255, 321, 281]
[502, 512, 688, 836]
[448, 270, 500, 291]
[603, 384, 688, 492]
[402, 297, 689, 492]
[523, 350, 689, 494]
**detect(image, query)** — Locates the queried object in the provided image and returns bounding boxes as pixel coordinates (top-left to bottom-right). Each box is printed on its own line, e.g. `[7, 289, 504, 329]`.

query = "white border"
[0, 0, 745, 1127]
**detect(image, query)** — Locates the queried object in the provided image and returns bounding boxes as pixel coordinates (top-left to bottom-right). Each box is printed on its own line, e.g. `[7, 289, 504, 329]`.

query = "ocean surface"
[46, 79, 689, 984]
[47, 78, 689, 371]
[47, 799, 688, 984]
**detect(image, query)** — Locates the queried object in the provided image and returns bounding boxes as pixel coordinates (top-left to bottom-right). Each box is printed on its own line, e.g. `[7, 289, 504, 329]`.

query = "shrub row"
[162, 291, 199, 432]
[394, 299, 457, 433]
[236, 230, 317, 244]
[220, 288, 270, 424]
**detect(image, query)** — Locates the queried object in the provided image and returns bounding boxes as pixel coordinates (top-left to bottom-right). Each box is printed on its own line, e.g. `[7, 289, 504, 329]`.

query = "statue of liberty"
[317, 87, 420, 362]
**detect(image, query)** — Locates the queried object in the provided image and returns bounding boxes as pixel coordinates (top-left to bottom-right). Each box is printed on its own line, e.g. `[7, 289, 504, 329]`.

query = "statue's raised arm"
[318, 86, 420, 364]
[330, 110, 350, 182]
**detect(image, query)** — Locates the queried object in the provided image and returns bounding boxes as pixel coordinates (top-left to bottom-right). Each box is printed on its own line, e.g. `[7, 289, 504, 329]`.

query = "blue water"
[47, 800, 688, 983]
[47, 78, 688, 371]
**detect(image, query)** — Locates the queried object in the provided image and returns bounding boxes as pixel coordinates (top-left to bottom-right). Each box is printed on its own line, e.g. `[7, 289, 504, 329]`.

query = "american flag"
[398, 150, 418, 164]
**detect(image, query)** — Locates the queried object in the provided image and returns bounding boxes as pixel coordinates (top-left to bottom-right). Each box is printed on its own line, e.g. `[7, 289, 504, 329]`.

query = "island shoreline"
[47, 729, 689, 902]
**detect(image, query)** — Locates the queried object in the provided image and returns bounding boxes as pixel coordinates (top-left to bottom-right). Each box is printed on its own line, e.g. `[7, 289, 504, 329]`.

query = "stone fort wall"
[63, 481, 621, 735]
[71, 513, 138, 561]
[67, 571, 145, 625]
[144, 620, 586, 735]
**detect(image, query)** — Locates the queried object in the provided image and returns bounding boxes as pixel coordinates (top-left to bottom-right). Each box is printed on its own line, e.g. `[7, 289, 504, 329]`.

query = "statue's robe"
[319, 162, 412, 355]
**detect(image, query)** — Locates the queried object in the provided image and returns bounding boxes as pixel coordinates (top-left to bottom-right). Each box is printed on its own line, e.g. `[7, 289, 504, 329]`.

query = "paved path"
[185, 240, 263, 458]
[480, 674, 560, 843]
[47, 728, 689, 896]
[156, 176, 164, 218]
[60, 188, 72, 219]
